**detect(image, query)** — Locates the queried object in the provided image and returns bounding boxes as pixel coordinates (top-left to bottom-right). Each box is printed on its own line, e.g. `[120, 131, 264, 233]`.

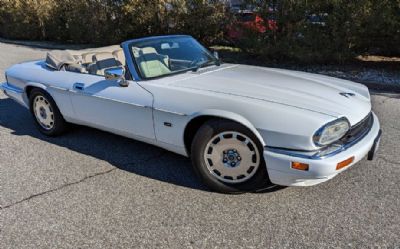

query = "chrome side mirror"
[105, 67, 129, 87]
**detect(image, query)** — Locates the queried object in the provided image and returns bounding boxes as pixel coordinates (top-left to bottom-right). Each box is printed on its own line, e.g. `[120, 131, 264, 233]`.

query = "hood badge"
[339, 92, 356, 98]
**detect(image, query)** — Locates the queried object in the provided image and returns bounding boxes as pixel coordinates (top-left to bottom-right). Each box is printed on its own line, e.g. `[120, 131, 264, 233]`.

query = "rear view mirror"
[105, 67, 129, 87]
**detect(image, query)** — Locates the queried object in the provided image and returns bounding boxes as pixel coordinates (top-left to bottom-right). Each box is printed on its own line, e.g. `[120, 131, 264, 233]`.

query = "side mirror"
[105, 67, 129, 87]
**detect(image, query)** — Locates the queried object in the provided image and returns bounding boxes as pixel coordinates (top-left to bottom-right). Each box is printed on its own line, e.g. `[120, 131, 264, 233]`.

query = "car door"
[69, 76, 155, 140]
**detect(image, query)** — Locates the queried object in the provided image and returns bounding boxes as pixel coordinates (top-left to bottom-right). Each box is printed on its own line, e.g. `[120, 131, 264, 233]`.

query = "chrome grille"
[340, 112, 373, 145]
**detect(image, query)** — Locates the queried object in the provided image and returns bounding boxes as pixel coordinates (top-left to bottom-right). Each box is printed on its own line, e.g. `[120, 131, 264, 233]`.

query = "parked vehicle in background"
[307, 13, 329, 26]
[226, 10, 277, 41]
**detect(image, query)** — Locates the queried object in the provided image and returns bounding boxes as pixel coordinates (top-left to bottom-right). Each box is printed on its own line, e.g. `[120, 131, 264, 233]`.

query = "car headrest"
[81, 52, 97, 63]
[112, 49, 125, 65]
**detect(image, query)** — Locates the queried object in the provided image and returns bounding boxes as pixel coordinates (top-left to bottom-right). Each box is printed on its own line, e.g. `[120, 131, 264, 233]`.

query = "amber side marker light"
[336, 156, 355, 170]
[291, 162, 309, 171]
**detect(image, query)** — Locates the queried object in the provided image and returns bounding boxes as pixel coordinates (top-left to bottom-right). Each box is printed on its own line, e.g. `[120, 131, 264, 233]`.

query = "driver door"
[69, 75, 155, 140]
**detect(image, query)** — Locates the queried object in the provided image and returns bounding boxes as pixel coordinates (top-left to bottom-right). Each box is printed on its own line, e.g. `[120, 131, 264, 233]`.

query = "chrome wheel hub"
[222, 149, 242, 168]
[33, 95, 54, 130]
[204, 131, 260, 184]
[39, 107, 47, 119]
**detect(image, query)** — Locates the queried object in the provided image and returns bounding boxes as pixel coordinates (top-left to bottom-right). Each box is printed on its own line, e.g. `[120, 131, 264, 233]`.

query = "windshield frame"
[126, 35, 219, 81]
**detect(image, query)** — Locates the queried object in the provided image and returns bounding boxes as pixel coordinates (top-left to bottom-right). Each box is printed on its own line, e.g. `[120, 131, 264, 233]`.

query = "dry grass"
[356, 55, 400, 62]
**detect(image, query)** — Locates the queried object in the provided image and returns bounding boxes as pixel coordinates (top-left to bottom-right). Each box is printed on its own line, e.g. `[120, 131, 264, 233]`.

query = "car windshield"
[128, 36, 219, 79]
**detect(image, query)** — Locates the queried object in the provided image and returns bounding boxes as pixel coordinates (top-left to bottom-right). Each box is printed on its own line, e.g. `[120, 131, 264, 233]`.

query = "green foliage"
[0, 0, 399, 63]
[0, 0, 228, 45]
[234, 0, 400, 63]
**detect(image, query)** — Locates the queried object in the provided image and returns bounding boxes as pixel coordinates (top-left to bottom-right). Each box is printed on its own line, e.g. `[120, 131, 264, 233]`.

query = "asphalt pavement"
[0, 42, 399, 249]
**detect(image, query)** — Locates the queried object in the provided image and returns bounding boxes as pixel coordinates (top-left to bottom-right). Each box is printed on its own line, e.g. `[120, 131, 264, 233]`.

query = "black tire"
[191, 119, 270, 194]
[29, 88, 68, 136]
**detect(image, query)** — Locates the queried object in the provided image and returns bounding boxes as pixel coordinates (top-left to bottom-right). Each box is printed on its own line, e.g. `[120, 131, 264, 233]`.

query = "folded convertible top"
[45, 50, 78, 70]
[45, 45, 121, 71]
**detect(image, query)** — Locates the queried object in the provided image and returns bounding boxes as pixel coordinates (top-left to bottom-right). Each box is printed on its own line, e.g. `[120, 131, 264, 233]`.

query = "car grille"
[340, 112, 373, 145]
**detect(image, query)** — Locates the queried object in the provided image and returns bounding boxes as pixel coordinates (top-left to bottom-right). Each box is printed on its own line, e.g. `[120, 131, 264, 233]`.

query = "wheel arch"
[19, 82, 49, 108]
[25, 82, 48, 99]
[183, 109, 266, 156]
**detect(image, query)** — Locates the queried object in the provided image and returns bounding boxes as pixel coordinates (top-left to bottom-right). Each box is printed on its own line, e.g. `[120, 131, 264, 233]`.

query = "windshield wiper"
[192, 60, 220, 72]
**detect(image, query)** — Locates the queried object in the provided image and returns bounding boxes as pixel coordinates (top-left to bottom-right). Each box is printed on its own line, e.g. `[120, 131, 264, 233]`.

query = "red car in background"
[227, 11, 277, 40]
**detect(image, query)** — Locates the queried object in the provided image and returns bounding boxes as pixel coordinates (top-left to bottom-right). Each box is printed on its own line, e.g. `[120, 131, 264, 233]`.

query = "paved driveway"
[0, 42, 399, 249]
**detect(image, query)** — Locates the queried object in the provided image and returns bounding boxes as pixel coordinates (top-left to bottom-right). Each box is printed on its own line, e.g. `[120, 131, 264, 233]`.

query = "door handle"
[73, 83, 85, 91]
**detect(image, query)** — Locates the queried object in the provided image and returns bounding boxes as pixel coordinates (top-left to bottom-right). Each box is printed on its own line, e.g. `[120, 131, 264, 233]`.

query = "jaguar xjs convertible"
[1, 35, 381, 193]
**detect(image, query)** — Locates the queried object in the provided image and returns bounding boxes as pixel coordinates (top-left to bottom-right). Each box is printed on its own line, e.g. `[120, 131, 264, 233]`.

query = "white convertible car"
[1, 35, 381, 193]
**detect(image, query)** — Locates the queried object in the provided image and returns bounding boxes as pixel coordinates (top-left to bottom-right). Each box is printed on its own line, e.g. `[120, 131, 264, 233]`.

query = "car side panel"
[69, 79, 155, 140]
[143, 83, 332, 152]
[5, 61, 103, 120]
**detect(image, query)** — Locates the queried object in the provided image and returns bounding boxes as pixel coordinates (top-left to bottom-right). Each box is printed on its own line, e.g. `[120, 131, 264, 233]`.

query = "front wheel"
[29, 88, 68, 136]
[191, 119, 270, 193]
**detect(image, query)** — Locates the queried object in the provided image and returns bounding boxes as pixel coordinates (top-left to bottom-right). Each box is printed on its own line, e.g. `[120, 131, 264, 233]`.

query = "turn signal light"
[291, 162, 309, 171]
[336, 156, 355, 170]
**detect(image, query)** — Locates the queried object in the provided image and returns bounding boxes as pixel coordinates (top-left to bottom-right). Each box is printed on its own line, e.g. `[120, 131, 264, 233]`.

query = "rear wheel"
[191, 119, 269, 193]
[29, 88, 68, 136]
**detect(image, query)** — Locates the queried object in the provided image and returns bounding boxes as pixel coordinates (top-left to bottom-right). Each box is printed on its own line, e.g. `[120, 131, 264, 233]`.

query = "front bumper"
[264, 112, 381, 186]
[0, 82, 27, 107]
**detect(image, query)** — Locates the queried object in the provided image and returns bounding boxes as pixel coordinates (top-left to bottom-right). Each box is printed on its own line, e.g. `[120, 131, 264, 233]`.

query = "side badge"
[164, 122, 172, 127]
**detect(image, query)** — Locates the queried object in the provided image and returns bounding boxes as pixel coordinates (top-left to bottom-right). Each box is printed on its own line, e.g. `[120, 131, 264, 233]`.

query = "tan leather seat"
[132, 47, 170, 78]
[91, 52, 120, 76]
[64, 63, 88, 73]
[112, 49, 125, 66]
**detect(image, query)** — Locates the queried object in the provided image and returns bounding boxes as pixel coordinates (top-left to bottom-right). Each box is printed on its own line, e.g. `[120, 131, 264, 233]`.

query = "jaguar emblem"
[339, 92, 356, 98]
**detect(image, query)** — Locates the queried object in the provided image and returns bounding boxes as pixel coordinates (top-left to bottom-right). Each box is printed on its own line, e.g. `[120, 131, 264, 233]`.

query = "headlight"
[313, 118, 350, 146]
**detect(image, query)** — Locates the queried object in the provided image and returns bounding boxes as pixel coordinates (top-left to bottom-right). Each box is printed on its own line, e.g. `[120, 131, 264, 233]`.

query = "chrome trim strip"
[47, 85, 69, 91]
[92, 95, 150, 108]
[266, 115, 375, 160]
[0, 82, 24, 94]
[266, 147, 337, 160]
[70, 90, 150, 109]
[71, 90, 185, 115]
[153, 107, 187, 116]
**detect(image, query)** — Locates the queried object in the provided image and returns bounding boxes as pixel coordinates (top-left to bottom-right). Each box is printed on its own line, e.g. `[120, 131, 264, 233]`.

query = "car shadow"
[0, 97, 284, 193]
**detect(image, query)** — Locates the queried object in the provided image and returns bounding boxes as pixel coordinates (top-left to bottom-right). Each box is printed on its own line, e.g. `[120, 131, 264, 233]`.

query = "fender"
[188, 109, 266, 147]
[25, 82, 48, 92]
[23, 82, 49, 107]
[23, 81, 78, 123]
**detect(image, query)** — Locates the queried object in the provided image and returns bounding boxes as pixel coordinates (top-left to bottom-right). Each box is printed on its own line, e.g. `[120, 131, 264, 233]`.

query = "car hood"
[167, 64, 371, 125]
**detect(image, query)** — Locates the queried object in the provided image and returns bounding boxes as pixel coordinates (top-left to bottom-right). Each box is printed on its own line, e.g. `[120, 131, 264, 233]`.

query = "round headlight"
[313, 118, 350, 146]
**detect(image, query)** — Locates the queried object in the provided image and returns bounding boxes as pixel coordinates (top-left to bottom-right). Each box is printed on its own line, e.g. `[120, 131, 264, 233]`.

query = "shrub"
[0, 0, 399, 62]
[231, 0, 400, 63]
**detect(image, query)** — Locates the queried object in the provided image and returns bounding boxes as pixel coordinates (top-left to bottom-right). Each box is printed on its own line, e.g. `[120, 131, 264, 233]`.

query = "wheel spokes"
[204, 131, 260, 184]
[33, 95, 55, 130]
